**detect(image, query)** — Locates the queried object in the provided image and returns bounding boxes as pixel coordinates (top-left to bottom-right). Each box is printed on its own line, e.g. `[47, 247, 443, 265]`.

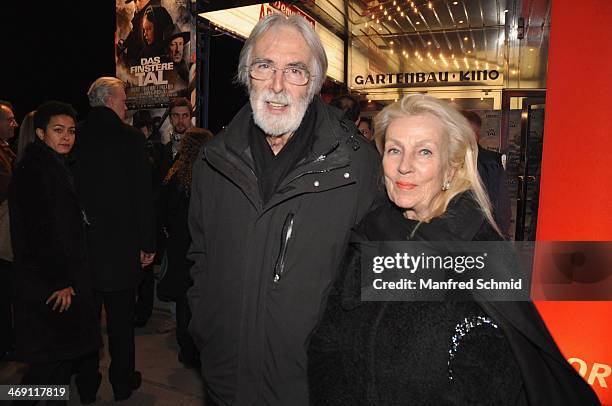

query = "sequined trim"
[448, 315, 499, 381]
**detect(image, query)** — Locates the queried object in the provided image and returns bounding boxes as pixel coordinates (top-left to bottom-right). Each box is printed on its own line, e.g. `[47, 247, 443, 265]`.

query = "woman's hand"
[46, 287, 75, 312]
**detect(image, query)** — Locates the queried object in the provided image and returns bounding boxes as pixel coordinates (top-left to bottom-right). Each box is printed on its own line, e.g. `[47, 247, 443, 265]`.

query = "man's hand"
[140, 251, 155, 268]
[46, 287, 75, 313]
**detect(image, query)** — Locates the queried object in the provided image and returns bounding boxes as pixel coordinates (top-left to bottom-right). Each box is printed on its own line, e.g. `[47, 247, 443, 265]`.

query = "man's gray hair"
[87, 77, 125, 107]
[237, 14, 328, 100]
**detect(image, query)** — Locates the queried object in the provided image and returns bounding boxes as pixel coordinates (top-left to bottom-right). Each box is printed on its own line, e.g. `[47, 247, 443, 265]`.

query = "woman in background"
[16, 111, 36, 162]
[9, 101, 101, 405]
[156, 127, 212, 369]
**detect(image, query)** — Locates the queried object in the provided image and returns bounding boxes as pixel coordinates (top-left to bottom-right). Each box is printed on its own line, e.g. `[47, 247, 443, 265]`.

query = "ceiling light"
[463, 36, 468, 41]
[529, 48, 534, 51]
[451, 97, 455, 101]
[504, 9, 509, 13]
[401, 11, 404, 16]
[371, 14, 375, 19]
[467, 50, 472, 53]
[393, 0, 397, 5]
[459, 20, 464, 23]
[390, 49, 394, 54]
[416, 21, 420, 24]
[376, 19, 380, 23]
[384, 10, 388, 15]
[380, 5, 383, 9]
[388, 15, 392, 20]
[511, 69, 517, 74]
[480, 96, 484, 101]
[427, 41, 432, 45]
[397, 6, 401, 11]
[453, 1, 458, 4]
[365, 22, 368, 27]
[405, 54, 409, 58]
[451, 54, 455, 58]
[379, 27, 382, 31]
[390, 41, 394, 45]
[368, 99, 372, 103]
[428, 2, 432, 9]
[414, 7, 418, 12]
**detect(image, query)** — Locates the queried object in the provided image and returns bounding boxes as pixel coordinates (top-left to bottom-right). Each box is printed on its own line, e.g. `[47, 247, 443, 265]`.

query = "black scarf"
[249, 102, 316, 204]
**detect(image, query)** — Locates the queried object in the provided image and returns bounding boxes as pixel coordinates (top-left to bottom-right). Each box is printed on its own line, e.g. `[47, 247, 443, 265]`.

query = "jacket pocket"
[273, 213, 294, 283]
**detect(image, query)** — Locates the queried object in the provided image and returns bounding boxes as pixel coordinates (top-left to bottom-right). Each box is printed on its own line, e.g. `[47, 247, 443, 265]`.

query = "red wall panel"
[536, 1, 612, 404]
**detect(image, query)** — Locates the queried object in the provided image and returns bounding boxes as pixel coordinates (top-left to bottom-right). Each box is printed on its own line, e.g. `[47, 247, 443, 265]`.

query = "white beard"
[250, 88, 310, 137]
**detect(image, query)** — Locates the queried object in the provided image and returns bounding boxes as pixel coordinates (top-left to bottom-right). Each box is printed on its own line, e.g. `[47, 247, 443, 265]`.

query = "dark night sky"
[0, 2, 249, 134]
[1, 2, 117, 123]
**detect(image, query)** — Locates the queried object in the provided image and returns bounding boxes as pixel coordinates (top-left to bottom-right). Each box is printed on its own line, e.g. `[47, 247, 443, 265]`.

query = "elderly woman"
[9, 101, 101, 405]
[308, 95, 598, 405]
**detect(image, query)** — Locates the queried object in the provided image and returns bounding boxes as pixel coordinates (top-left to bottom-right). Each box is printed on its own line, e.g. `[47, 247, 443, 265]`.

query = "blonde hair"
[374, 94, 499, 233]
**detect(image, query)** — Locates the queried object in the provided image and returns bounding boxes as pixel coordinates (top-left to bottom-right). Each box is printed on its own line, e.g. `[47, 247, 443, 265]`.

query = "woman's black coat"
[8, 141, 101, 364]
[308, 192, 600, 405]
[156, 175, 193, 301]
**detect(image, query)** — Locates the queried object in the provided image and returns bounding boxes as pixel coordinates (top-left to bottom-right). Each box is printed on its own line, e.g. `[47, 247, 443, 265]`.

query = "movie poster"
[115, 0, 196, 110]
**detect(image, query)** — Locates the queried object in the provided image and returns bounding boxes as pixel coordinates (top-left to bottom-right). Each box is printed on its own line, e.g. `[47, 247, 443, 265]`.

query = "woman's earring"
[442, 180, 451, 191]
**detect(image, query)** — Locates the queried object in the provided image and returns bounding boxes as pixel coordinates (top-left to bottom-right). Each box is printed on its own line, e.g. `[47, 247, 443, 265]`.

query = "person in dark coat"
[9, 101, 102, 405]
[187, 14, 381, 406]
[71, 77, 156, 401]
[156, 127, 212, 368]
[131, 109, 163, 327]
[461, 109, 512, 238]
[308, 95, 599, 405]
[0, 100, 18, 362]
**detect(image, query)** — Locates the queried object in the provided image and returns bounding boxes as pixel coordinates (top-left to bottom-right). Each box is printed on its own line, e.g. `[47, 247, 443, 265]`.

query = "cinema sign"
[354, 69, 503, 87]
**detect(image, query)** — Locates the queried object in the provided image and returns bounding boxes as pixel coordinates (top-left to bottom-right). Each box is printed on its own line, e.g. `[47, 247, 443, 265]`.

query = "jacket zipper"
[273, 213, 295, 283]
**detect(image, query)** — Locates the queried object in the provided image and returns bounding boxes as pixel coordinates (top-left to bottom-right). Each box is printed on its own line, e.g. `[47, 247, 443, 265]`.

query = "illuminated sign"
[354, 70, 503, 87]
[260, 2, 315, 27]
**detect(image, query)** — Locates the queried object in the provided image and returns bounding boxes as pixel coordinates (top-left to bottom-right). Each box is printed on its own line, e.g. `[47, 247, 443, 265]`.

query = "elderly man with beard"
[187, 14, 380, 406]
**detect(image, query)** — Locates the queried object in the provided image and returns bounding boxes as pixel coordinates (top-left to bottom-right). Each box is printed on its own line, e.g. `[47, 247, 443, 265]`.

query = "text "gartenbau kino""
[354, 70, 501, 85]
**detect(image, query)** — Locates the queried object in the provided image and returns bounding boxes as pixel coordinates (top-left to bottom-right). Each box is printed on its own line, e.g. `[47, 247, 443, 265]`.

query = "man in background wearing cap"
[132, 110, 163, 328]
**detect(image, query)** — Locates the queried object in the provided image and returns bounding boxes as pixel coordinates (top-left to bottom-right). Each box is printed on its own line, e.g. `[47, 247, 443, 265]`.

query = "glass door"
[501, 90, 546, 241]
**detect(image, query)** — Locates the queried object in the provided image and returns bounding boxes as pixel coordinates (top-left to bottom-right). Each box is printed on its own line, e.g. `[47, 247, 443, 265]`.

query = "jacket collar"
[205, 96, 355, 212]
[86, 106, 123, 125]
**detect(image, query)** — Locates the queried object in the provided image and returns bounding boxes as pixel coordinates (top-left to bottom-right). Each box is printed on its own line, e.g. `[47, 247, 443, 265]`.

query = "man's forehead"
[251, 25, 312, 62]
[171, 106, 190, 115]
[171, 37, 184, 45]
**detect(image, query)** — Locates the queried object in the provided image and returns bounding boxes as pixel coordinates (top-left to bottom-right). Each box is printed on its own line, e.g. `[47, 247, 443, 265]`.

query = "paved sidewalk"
[0, 310, 206, 405]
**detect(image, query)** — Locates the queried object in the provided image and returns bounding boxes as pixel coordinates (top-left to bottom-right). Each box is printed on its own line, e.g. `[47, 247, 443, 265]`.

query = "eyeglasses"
[248, 62, 312, 86]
